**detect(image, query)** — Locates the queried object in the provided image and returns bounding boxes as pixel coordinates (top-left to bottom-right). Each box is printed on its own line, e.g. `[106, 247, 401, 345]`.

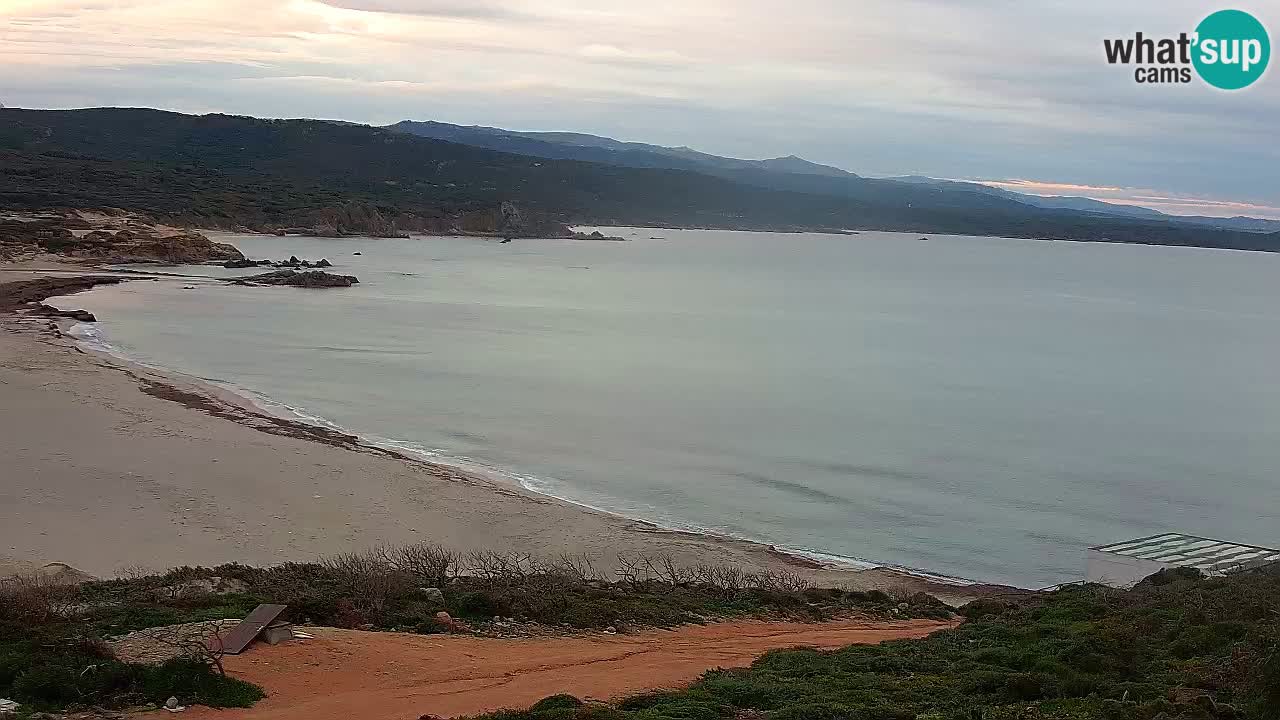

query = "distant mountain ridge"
[886, 176, 1280, 232]
[391, 120, 1279, 234]
[2, 107, 1278, 253]
[389, 120, 856, 179]
[884, 176, 1165, 219]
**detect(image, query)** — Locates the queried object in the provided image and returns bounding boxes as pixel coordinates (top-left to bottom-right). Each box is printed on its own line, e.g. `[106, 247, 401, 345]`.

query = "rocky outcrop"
[31, 303, 96, 322]
[290, 202, 409, 238]
[224, 258, 273, 269]
[226, 256, 333, 269]
[87, 228, 245, 264]
[571, 230, 627, 241]
[235, 269, 359, 288]
[0, 275, 123, 312]
[450, 202, 573, 239]
[498, 201, 522, 239]
[4, 214, 246, 265]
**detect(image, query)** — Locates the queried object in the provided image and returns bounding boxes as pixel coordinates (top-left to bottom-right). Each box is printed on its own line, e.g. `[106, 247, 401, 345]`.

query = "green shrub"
[6, 653, 261, 710]
[772, 702, 856, 720]
[530, 694, 585, 711]
[139, 659, 264, 708]
[474, 567, 1280, 720]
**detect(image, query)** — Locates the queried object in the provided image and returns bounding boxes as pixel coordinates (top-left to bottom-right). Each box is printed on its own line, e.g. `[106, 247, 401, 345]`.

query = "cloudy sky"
[2, 0, 1277, 218]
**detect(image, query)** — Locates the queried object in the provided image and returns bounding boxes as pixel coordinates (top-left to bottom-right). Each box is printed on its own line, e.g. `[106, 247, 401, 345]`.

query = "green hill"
[2, 108, 1277, 251]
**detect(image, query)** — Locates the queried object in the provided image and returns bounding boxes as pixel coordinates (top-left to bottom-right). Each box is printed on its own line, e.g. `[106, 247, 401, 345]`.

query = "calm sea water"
[62, 228, 1280, 587]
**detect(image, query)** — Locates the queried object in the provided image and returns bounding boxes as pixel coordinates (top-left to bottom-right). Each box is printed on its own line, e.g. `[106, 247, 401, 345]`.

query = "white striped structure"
[1086, 533, 1280, 588]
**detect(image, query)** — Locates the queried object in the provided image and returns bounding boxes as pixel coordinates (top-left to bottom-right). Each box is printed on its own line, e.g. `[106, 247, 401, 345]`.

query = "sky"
[2, 0, 1278, 218]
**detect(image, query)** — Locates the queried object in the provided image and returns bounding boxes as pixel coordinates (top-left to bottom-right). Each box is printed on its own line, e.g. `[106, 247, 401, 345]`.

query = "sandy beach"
[0, 261, 1004, 603]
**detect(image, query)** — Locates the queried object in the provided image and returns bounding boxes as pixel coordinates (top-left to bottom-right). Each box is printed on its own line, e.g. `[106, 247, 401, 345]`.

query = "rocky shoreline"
[0, 274, 124, 312]
[178, 200, 576, 241]
[1, 211, 364, 293]
[1, 209, 243, 265]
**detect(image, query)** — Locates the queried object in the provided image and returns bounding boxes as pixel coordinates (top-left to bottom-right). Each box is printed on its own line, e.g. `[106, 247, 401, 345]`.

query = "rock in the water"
[236, 270, 358, 288]
[570, 230, 626, 241]
[316, 258, 332, 267]
[223, 258, 271, 269]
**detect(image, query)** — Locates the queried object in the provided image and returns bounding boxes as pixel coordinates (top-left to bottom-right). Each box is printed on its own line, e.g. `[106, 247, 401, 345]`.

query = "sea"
[55, 227, 1280, 588]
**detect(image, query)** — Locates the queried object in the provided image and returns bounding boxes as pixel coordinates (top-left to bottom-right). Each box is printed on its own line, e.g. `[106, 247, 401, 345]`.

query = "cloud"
[576, 44, 691, 68]
[973, 179, 1280, 220]
[313, 0, 531, 20]
[981, 180, 1131, 195]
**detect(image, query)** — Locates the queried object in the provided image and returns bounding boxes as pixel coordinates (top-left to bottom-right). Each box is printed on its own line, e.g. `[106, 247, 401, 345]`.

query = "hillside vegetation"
[478, 567, 1280, 720]
[2, 108, 1278, 251]
[5, 545, 1275, 719]
[0, 546, 944, 714]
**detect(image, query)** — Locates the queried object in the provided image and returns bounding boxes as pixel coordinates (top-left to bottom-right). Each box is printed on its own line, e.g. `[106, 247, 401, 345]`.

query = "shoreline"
[65, 306, 984, 588]
[1, 261, 1019, 603]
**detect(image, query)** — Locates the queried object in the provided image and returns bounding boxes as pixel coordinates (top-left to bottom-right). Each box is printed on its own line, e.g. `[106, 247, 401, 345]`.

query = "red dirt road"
[183, 618, 954, 720]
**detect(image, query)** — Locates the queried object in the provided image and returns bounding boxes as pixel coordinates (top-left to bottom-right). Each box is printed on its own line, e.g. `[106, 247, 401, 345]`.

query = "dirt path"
[183, 618, 953, 720]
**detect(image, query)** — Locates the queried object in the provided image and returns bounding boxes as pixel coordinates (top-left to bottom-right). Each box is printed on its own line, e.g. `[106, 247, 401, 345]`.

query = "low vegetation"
[11, 545, 1274, 719]
[0, 573, 263, 713]
[0, 545, 943, 713]
[477, 566, 1280, 720]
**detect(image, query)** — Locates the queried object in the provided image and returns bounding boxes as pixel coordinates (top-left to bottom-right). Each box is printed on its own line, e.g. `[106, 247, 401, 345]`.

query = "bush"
[6, 652, 261, 710]
[139, 658, 264, 708]
[473, 566, 1280, 720]
[772, 703, 855, 720]
[1004, 672, 1048, 700]
[529, 694, 584, 711]
[2, 547, 950, 714]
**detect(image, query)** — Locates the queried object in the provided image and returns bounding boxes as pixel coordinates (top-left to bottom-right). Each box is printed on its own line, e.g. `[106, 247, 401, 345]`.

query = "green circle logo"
[1193, 9, 1270, 90]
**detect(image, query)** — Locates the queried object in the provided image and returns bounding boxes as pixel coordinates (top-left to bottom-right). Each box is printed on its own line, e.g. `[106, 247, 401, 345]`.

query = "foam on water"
[67, 322, 116, 354]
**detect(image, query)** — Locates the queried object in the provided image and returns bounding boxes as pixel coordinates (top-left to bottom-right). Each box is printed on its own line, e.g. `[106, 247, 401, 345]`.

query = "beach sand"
[0, 263, 1006, 602]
